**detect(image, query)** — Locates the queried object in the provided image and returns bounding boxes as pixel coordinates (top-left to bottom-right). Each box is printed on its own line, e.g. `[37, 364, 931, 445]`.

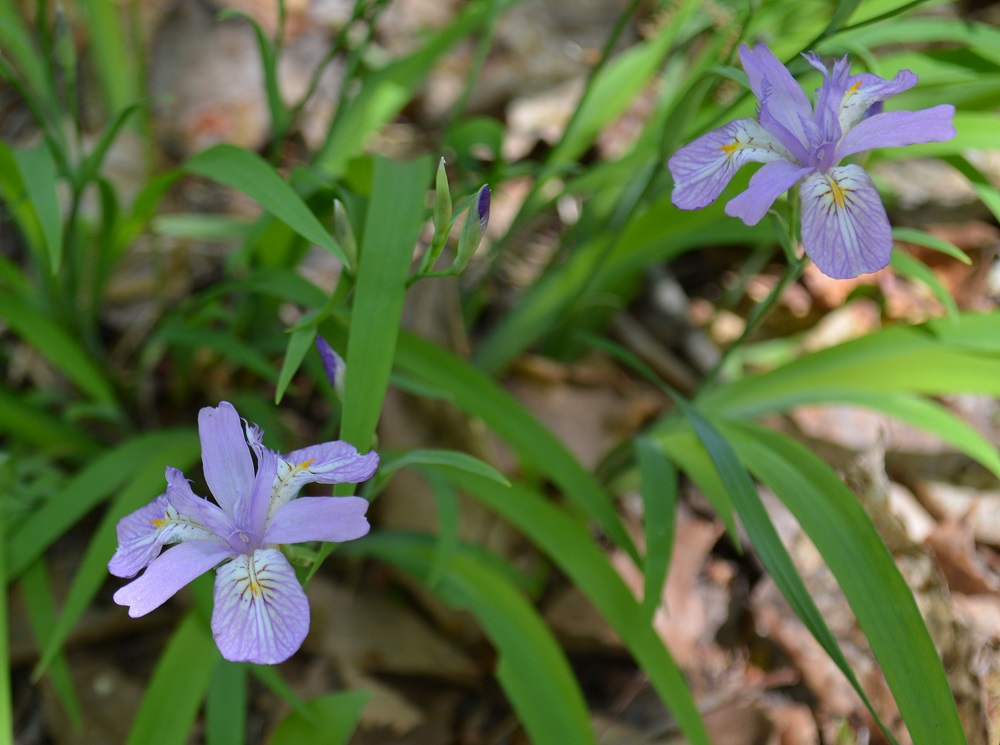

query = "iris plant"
[668, 44, 956, 279]
[109, 402, 378, 664]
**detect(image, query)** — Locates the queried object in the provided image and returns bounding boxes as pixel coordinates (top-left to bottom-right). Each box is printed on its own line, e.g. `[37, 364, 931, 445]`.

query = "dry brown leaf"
[925, 521, 1000, 595]
[307, 578, 478, 683]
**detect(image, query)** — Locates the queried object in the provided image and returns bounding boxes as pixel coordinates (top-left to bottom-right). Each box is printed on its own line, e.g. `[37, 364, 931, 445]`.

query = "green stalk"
[0, 495, 13, 745]
[699, 192, 806, 394]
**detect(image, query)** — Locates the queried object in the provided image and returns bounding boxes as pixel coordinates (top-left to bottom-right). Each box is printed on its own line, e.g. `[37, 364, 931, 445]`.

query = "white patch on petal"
[265, 459, 319, 524]
[669, 118, 793, 211]
[211, 549, 310, 664]
[838, 70, 918, 136]
[154, 504, 223, 545]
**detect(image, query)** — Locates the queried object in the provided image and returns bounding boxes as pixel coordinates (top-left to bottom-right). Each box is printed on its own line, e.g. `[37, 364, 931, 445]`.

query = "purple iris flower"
[668, 44, 956, 279]
[109, 402, 378, 664]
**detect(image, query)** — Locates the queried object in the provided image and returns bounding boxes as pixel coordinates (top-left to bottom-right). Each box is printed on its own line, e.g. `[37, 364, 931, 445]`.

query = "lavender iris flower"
[668, 44, 956, 279]
[109, 402, 378, 664]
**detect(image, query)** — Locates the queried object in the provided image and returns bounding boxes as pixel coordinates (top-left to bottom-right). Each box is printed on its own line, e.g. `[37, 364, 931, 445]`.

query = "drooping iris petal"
[211, 549, 310, 664]
[725, 160, 812, 226]
[739, 44, 812, 148]
[199, 402, 256, 517]
[108, 496, 172, 578]
[113, 541, 235, 617]
[839, 70, 918, 133]
[668, 118, 792, 211]
[800, 165, 892, 279]
[264, 496, 370, 545]
[835, 105, 957, 160]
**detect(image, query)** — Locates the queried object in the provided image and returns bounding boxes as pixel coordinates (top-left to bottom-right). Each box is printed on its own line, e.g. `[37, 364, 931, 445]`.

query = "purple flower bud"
[315, 335, 346, 399]
[476, 185, 491, 235]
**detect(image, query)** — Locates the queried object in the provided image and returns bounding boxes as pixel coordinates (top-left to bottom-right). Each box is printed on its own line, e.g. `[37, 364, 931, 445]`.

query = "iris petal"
[800, 165, 892, 279]
[668, 118, 792, 211]
[836, 106, 956, 161]
[211, 549, 310, 664]
[113, 541, 234, 617]
[725, 160, 812, 226]
[108, 496, 173, 578]
[839, 70, 918, 133]
[264, 442, 379, 525]
[739, 44, 812, 148]
[199, 402, 256, 517]
[264, 496, 370, 545]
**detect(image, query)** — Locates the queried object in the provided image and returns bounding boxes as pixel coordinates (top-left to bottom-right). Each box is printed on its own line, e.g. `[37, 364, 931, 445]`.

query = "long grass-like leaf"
[315, 4, 488, 175]
[0, 293, 118, 409]
[548, 0, 700, 167]
[725, 422, 967, 745]
[0, 387, 100, 458]
[13, 144, 62, 272]
[426, 468, 711, 745]
[635, 437, 677, 623]
[18, 559, 83, 726]
[699, 316, 1000, 415]
[76, 0, 137, 112]
[657, 420, 899, 744]
[156, 325, 279, 383]
[0, 486, 12, 745]
[345, 533, 599, 745]
[269, 691, 369, 745]
[33, 434, 201, 678]
[205, 662, 247, 745]
[182, 144, 346, 263]
[7, 429, 198, 580]
[892, 227, 971, 265]
[889, 253, 957, 321]
[391, 329, 638, 560]
[339, 155, 431, 451]
[125, 614, 219, 745]
[275, 326, 317, 404]
[376, 448, 511, 488]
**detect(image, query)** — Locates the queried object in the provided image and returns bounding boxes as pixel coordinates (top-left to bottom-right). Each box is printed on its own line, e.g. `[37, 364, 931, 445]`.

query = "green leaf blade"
[182, 144, 345, 263]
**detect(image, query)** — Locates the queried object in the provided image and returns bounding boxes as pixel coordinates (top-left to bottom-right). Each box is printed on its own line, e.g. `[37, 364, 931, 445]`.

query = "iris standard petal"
[163, 467, 236, 542]
[800, 165, 892, 279]
[668, 118, 792, 211]
[725, 160, 812, 226]
[264, 496, 370, 545]
[807, 54, 851, 145]
[739, 44, 812, 147]
[835, 105, 956, 160]
[113, 541, 235, 617]
[237, 446, 280, 544]
[839, 70, 918, 133]
[108, 496, 172, 578]
[211, 549, 310, 664]
[199, 402, 256, 517]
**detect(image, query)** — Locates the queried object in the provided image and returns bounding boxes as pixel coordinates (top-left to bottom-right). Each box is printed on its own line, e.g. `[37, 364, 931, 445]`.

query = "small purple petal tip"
[477, 185, 490, 235]
[315, 334, 346, 397]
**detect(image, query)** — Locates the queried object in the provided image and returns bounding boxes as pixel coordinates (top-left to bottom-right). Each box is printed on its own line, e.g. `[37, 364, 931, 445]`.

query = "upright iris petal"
[109, 402, 379, 664]
[667, 43, 955, 279]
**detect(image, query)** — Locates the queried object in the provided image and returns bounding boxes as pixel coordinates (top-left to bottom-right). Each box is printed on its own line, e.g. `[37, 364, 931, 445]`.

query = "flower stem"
[698, 195, 806, 394]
